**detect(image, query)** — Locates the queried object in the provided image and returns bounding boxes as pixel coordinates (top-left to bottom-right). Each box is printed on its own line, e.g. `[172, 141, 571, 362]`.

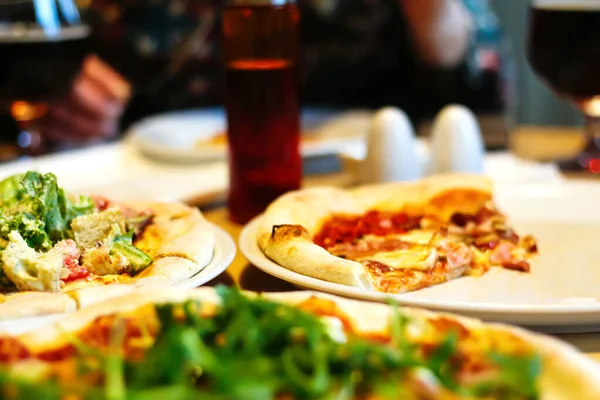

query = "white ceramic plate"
[239, 180, 600, 333]
[0, 221, 235, 335]
[173, 221, 236, 289]
[126, 107, 372, 163]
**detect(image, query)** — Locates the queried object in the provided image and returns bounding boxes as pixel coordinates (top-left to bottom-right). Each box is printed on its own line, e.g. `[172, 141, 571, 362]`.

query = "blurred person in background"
[31, 0, 508, 148]
[445, 0, 513, 148]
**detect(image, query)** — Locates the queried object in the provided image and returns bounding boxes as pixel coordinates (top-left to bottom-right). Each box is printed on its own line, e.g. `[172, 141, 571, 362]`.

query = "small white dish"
[126, 107, 372, 163]
[239, 180, 600, 333]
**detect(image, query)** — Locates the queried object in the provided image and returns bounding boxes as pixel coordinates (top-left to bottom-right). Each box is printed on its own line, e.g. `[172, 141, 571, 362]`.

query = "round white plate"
[126, 107, 372, 163]
[239, 180, 600, 333]
[174, 221, 236, 290]
[0, 221, 236, 335]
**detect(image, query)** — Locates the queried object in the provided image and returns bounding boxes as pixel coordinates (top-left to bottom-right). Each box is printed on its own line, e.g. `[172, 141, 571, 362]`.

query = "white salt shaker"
[426, 104, 485, 175]
[359, 107, 422, 184]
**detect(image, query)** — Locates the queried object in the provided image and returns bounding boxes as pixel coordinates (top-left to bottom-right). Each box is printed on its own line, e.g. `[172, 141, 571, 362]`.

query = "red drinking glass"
[222, 0, 301, 224]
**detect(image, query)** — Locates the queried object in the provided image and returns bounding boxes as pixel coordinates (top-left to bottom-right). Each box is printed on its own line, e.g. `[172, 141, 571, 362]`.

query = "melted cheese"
[397, 230, 437, 245]
[363, 229, 436, 246]
[359, 247, 438, 271]
[465, 248, 489, 277]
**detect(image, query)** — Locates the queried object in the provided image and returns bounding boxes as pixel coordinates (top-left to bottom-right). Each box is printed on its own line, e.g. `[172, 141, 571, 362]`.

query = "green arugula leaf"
[426, 331, 460, 390]
[128, 304, 216, 388]
[105, 319, 127, 400]
[127, 385, 228, 400]
[467, 351, 542, 399]
[0, 173, 26, 206]
[0, 172, 94, 252]
[387, 300, 420, 365]
[0, 208, 52, 251]
[62, 190, 95, 238]
[21, 171, 73, 242]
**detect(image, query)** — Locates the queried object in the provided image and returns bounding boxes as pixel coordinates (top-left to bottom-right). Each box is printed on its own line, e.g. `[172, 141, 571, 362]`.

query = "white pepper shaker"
[426, 104, 485, 175]
[359, 107, 422, 184]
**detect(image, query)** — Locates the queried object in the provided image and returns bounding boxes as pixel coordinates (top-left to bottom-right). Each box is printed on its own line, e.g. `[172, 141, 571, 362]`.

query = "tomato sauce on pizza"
[311, 205, 538, 293]
[313, 210, 422, 248]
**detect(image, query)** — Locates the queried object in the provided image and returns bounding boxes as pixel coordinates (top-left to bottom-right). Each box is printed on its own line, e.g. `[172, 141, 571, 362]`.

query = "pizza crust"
[262, 225, 373, 288]
[0, 202, 216, 321]
[0, 292, 77, 321]
[65, 283, 140, 309]
[347, 173, 493, 220]
[7, 288, 600, 399]
[136, 256, 204, 284]
[154, 225, 215, 266]
[17, 288, 216, 353]
[258, 174, 494, 291]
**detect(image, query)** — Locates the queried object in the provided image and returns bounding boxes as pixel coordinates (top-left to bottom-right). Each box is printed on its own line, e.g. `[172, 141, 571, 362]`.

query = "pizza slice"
[0, 172, 216, 320]
[0, 286, 597, 399]
[258, 174, 537, 293]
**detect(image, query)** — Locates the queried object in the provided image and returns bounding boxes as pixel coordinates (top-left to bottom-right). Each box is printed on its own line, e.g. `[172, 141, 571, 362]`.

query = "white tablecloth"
[0, 142, 562, 205]
[0, 143, 227, 204]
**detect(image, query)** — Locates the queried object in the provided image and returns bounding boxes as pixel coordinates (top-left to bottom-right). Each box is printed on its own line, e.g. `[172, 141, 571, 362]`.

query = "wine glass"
[0, 0, 89, 160]
[527, 0, 600, 172]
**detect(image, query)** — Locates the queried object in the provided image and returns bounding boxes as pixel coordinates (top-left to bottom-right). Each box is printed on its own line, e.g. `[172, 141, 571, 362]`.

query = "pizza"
[258, 174, 538, 293]
[0, 286, 598, 399]
[0, 171, 215, 320]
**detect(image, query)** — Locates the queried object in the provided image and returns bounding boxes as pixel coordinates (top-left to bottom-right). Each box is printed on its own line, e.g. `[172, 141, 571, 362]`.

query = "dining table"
[0, 122, 597, 363]
[194, 124, 600, 364]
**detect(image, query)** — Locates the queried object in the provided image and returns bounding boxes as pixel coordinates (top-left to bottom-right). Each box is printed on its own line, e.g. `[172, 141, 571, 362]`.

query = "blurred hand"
[401, 0, 475, 68]
[42, 55, 131, 144]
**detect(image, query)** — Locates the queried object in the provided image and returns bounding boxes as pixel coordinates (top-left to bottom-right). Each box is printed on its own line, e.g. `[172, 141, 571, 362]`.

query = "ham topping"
[442, 242, 474, 270]
[51, 240, 89, 283]
[489, 242, 531, 272]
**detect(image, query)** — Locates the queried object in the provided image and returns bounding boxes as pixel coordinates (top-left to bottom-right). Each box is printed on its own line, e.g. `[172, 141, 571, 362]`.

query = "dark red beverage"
[0, 26, 89, 104]
[225, 59, 300, 223]
[527, 4, 600, 105]
[223, 1, 300, 224]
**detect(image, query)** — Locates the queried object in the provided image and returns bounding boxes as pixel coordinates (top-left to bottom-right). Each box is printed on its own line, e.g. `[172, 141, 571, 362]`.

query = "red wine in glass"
[527, 1, 600, 172]
[0, 1, 89, 159]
